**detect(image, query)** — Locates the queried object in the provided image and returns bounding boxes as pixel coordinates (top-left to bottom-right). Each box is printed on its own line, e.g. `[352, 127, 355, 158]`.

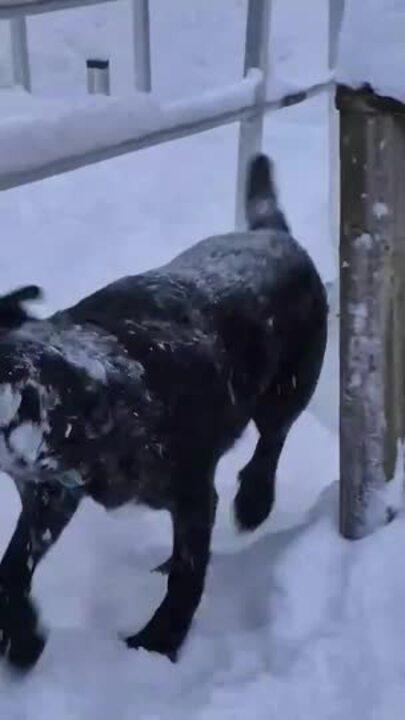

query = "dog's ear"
[4, 285, 42, 303]
[0, 285, 43, 329]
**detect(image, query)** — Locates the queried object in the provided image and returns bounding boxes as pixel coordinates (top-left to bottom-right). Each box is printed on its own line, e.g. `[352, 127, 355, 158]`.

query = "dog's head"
[0, 323, 58, 487]
[0, 315, 166, 506]
[0, 284, 45, 447]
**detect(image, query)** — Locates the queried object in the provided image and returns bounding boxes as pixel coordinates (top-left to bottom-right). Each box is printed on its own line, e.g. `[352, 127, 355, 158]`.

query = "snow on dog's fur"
[0, 155, 327, 670]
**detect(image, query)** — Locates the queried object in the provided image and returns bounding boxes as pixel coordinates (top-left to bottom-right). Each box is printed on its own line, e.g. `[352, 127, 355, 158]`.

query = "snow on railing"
[0, 72, 333, 191]
[0, 0, 344, 212]
[0, 0, 345, 266]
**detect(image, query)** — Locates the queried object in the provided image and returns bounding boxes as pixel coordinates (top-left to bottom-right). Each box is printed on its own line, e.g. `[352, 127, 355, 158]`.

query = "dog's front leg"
[152, 487, 218, 576]
[127, 463, 216, 661]
[0, 482, 81, 670]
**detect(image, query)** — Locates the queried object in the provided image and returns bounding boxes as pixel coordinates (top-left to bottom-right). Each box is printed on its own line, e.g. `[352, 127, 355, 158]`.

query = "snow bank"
[337, 0, 405, 103]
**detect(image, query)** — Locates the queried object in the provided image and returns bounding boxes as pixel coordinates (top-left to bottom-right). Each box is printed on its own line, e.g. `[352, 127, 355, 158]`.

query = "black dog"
[0, 155, 327, 670]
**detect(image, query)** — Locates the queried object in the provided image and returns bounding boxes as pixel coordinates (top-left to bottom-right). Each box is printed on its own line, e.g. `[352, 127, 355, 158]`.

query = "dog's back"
[66, 156, 314, 322]
[64, 155, 327, 416]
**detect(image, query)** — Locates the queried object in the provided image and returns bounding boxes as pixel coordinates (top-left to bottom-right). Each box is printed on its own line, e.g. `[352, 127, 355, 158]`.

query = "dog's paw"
[234, 475, 274, 532]
[5, 627, 46, 672]
[0, 589, 46, 671]
[125, 626, 179, 663]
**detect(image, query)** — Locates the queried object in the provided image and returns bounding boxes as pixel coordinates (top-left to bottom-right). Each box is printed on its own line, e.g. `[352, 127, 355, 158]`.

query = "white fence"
[0, 0, 344, 234]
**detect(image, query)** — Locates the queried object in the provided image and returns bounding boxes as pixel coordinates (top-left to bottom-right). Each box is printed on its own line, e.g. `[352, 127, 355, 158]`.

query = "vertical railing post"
[235, 0, 271, 230]
[0, 22, 12, 88]
[337, 85, 405, 539]
[132, 0, 151, 93]
[86, 59, 110, 95]
[10, 17, 31, 92]
[328, 0, 345, 268]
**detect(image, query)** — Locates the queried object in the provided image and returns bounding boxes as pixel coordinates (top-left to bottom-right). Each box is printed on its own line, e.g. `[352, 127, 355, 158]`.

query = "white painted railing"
[0, 74, 333, 192]
[0, 1, 344, 225]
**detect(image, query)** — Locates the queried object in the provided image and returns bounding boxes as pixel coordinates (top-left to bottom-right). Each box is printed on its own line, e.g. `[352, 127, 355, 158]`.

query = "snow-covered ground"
[0, 1, 403, 718]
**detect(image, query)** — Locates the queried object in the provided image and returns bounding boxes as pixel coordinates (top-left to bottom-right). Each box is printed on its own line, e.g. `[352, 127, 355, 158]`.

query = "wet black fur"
[0, 155, 327, 669]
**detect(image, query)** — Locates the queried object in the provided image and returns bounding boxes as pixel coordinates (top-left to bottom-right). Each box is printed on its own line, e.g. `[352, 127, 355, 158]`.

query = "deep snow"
[0, 1, 403, 718]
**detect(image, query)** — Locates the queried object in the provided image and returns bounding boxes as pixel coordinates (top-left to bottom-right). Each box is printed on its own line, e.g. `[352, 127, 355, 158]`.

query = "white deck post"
[328, 0, 344, 269]
[235, 0, 271, 230]
[10, 16, 31, 91]
[132, 0, 151, 92]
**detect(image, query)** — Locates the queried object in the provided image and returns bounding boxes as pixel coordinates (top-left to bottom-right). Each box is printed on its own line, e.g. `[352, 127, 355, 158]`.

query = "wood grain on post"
[337, 85, 405, 539]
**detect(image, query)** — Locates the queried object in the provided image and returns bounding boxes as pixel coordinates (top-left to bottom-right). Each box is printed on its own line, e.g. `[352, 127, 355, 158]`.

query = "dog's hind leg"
[0, 482, 81, 669]
[234, 411, 288, 532]
[127, 456, 217, 661]
[234, 326, 327, 532]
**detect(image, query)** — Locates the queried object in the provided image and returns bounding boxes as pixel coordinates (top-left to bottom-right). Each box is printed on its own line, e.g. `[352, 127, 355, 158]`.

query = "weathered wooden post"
[337, 85, 405, 539]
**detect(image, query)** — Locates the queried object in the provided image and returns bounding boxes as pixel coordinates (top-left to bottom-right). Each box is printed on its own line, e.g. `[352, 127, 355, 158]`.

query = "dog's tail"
[245, 153, 289, 233]
[0, 285, 42, 330]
